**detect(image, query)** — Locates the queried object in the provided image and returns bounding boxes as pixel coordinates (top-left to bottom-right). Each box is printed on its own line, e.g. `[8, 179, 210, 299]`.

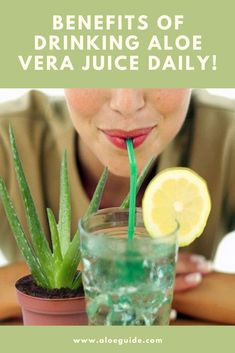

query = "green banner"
[0, 0, 235, 87]
[0, 326, 234, 353]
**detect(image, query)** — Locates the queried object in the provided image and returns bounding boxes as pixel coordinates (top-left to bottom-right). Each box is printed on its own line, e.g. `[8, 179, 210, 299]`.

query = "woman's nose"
[110, 89, 145, 116]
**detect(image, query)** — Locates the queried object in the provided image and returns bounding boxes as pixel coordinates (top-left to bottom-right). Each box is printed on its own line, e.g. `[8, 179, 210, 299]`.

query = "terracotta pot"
[15, 276, 88, 326]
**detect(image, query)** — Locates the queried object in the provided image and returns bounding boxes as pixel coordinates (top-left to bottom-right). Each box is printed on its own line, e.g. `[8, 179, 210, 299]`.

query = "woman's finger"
[176, 253, 212, 275]
[174, 272, 202, 292]
[170, 309, 177, 321]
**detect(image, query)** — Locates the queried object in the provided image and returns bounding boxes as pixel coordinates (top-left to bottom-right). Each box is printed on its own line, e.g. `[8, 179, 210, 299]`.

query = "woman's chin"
[107, 165, 131, 178]
[106, 160, 147, 178]
[101, 149, 156, 177]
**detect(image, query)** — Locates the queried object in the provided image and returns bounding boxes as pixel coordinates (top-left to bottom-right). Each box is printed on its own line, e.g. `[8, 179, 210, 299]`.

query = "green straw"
[120, 156, 156, 209]
[126, 138, 137, 241]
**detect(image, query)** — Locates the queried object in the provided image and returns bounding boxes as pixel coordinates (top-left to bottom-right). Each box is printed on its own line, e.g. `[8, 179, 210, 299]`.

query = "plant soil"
[15, 275, 84, 299]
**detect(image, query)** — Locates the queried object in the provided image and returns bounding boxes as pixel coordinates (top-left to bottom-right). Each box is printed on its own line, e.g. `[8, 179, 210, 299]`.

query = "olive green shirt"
[0, 90, 235, 262]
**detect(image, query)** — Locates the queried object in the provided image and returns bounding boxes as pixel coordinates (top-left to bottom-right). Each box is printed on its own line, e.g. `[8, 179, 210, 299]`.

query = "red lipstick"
[101, 127, 154, 149]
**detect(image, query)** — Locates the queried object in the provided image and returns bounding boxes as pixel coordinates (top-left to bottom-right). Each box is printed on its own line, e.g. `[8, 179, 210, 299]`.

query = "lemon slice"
[142, 168, 211, 247]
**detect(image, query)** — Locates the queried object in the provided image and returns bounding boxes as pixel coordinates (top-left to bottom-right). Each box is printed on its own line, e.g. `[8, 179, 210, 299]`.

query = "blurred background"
[0, 89, 235, 102]
[0, 89, 235, 272]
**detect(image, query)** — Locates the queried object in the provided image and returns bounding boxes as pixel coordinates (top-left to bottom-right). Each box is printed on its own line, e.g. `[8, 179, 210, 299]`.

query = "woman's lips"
[100, 127, 155, 149]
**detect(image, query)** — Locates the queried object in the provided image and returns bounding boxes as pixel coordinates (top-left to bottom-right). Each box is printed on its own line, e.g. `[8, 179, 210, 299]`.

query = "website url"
[73, 336, 163, 346]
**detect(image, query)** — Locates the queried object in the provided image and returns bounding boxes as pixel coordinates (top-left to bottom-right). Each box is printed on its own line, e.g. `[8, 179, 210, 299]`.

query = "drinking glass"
[79, 207, 178, 326]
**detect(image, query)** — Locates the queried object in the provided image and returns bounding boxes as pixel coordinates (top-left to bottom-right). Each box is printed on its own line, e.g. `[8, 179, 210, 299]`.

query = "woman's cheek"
[64, 89, 107, 116]
[149, 89, 191, 115]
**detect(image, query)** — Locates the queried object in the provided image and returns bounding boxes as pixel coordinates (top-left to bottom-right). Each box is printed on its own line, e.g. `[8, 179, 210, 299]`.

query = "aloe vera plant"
[0, 125, 155, 290]
[0, 125, 108, 290]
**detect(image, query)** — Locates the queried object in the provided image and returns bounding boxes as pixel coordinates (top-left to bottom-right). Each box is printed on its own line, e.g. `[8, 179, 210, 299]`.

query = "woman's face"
[64, 89, 191, 177]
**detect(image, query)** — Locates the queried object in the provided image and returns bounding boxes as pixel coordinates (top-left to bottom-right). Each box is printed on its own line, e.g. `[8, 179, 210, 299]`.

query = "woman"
[0, 88, 234, 322]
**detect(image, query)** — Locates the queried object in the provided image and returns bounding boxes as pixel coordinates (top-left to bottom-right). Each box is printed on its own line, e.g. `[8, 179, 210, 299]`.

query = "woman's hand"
[173, 271, 235, 324]
[0, 261, 29, 320]
[174, 252, 212, 292]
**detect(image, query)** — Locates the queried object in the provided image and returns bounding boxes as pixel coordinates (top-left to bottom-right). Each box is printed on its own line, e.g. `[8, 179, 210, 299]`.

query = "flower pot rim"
[15, 275, 85, 302]
[15, 287, 85, 302]
[15, 275, 87, 318]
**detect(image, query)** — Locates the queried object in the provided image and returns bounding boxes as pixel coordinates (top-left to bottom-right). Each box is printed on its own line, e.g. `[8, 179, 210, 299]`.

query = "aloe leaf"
[71, 271, 82, 290]
[58, 151, 71, 257]
[0, 177, 49, 288]
[120, 157, 156, 208]
[56, 230, 80, 288]
[84, 167, 109, 217]
[47, 208, 63, 267]
[9, 125, 53, 281]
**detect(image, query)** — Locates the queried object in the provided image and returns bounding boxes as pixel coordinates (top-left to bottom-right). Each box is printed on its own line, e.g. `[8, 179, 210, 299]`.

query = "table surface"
[0, 316, 219, 326]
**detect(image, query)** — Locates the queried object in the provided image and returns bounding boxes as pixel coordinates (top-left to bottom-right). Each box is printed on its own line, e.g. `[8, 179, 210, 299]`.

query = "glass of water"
[79, 207, 178, 326]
